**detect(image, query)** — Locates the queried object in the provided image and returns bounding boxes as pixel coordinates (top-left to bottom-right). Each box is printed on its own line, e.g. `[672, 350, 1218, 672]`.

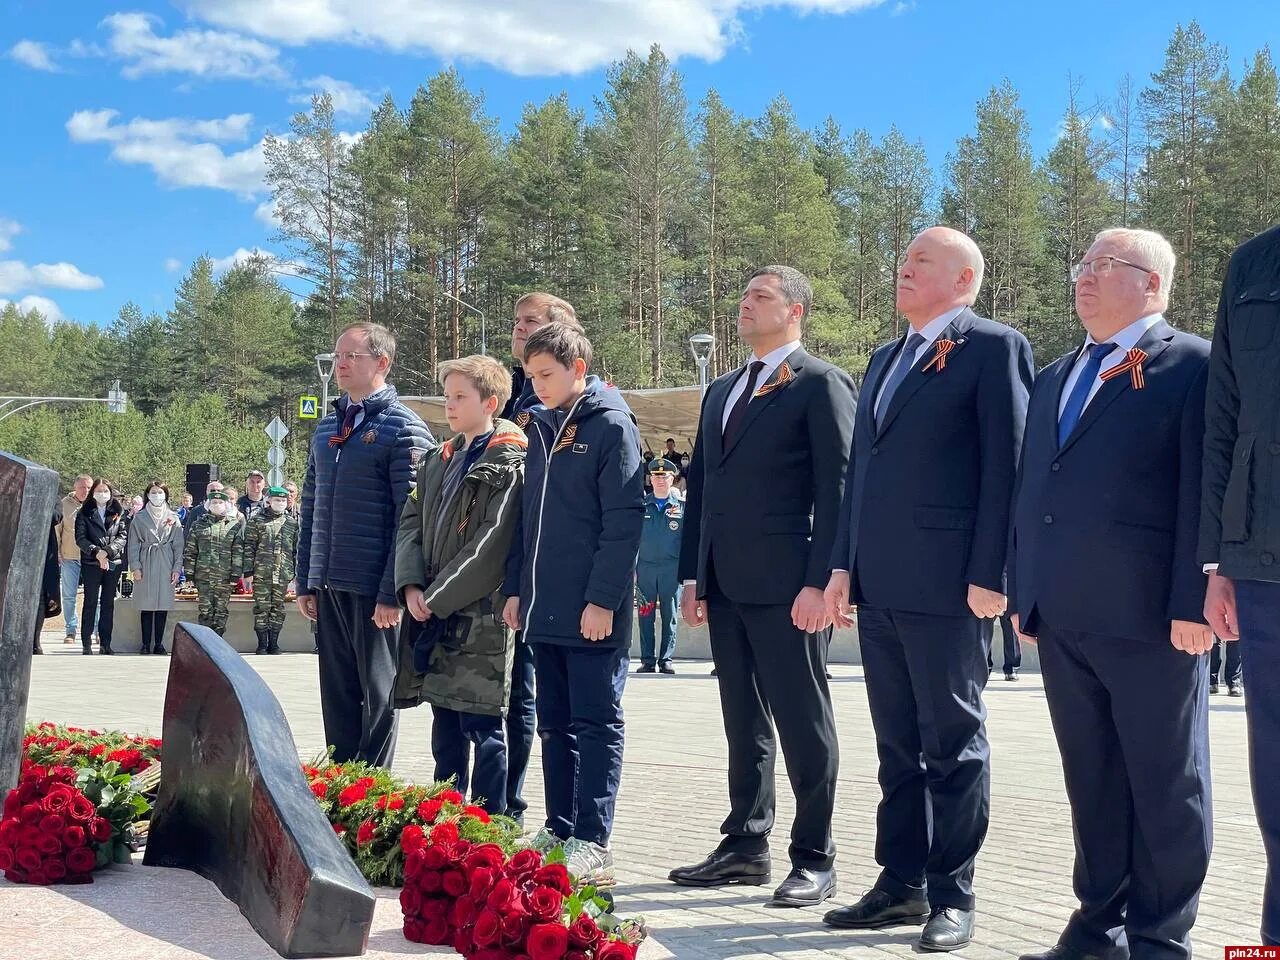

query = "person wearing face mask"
[127, 481, 185, 655]
[243, 486, 298, 655]
[183, 490, 245, 636]
[74, 479, 128, 655]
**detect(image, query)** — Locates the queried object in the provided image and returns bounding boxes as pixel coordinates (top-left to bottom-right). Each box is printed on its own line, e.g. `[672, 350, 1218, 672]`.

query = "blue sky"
[1, 0, 1273, 328]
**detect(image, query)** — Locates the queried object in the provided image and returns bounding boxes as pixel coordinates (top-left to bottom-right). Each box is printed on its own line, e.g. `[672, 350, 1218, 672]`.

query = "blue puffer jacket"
[502, 377, 645, 647]
[297, 385, 435, 605]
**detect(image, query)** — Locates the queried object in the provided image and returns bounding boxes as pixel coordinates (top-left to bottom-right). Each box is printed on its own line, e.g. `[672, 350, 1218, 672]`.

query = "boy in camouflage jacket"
[394, 355, 526, 815]
[243, 485, 299, 655]
[183, 489, 244, 636]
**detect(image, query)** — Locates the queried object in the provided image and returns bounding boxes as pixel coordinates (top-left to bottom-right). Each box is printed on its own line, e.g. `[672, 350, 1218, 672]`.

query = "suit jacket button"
[1051, 462, 1061, 472]
[1263, 553, 1275, 566]
[1043, 514, 1054, 524]
[717, 466, 726, 475]
[871, 446, 879, 455]
[1270, 443, 1280, 455]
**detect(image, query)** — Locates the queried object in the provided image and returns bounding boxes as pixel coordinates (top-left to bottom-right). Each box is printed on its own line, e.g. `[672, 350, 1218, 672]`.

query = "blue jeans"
[430, 706, 508, 816]
[60, 559, 85, 635]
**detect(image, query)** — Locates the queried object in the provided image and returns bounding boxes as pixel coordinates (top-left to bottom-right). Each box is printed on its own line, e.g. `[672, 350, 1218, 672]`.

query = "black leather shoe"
[637, 664, 656, 674]
[153, 641, 167, 656]
[824, 888, 929, 928]
[770, 866, 837, 907]
[669, 850, 771, 887]
[1019, 944, 1114, 960]
[919, 906, 974, 951]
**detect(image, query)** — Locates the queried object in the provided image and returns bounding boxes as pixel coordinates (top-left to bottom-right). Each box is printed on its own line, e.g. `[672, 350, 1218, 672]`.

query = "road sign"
[266, 446, 285, 468]
[265, 417, 289, 444]
[299, 396, 319, 419]
[267, 468, 284, 487]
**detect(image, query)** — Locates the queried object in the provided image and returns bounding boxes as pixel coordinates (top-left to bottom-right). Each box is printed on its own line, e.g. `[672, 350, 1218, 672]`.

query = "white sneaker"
[563, 837, 615, 888]
[524, 827, 563, 853]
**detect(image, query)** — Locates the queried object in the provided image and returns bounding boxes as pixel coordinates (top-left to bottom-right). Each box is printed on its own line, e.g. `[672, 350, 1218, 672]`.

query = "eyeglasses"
[333, 351, 377, 363]
[1070, 256, 1154, 283]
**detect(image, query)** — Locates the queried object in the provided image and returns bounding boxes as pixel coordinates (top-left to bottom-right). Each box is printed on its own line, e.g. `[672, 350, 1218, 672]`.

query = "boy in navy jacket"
[502, 322, 645, 887]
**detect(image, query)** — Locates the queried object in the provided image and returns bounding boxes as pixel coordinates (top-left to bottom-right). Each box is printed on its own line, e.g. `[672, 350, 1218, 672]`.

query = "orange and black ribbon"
[328, 405, 363, 448]
[753, 361, 795, 398]
[923, 339, 957, 373]
[1099, 348, 1147, 390]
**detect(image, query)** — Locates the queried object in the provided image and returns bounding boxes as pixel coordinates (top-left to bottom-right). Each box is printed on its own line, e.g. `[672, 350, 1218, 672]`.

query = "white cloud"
[0, 219, 20, 253]
[102, 12, 288, 81]
[67, 108, 266, 197]
[293, 75, 377, 118]
[210, 247, 304, 277]
[164, 257, 184, 272]
[0, 295, 66, 324]
[254, 200, 282, 228]
[8, 40, 59, 72]
[0, 261, 104, 295]
[184, 0, 885, 75]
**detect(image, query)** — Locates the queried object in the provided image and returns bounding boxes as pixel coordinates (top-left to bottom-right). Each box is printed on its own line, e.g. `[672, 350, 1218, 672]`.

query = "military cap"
[267, 485, 288, 497]
[647, 458, 678, 475]
[208, 490, 231, 502]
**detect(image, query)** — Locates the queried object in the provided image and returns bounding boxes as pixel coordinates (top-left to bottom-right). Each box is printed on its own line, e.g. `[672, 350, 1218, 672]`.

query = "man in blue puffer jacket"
[296, 322, 434, 767]
[501, 322, 645, 887]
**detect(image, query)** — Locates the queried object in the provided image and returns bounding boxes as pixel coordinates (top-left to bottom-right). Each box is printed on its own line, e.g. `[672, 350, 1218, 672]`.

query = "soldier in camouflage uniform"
[183, 489, 244, 636]
[243, 485, 298, 655]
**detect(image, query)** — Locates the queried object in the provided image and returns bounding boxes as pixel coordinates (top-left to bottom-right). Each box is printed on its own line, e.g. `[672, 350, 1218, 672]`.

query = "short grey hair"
[750, 265, 813, 322]
[1094, 228, 1176, 304]
[340, 321, 397, 366]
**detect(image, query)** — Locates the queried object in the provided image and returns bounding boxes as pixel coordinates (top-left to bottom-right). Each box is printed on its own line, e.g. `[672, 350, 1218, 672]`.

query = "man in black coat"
[1201, 222, 1280, 947]
[668, 265, 855, 909]
[1012, 228, 1212, 960]
[499, 291, 581, 826]
[823, 226, 1032, 950]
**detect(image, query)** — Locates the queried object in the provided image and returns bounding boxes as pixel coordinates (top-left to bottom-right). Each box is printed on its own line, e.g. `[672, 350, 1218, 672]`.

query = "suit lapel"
[1057, 321, 1176, 456]
[722, 346, 805, 460]
[861, 344, 897, 437]
[876, 309, 976, 437]
[704, 368, 736, 465]
[1045, 351, 1081, 448]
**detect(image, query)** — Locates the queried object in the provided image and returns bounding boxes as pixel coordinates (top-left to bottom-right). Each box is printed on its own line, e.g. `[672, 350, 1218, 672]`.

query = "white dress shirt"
[1057, 312, 1164, 418]
[874, 306, 966, 418]
[721, 340, 802, 431]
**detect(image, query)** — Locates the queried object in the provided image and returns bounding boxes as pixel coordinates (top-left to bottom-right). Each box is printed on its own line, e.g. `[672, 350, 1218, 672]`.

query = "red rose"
[62, 825, 87, 849]
[448, 894, 477, 930]
[17, 847, 44, 871]
[533, 863, 573, 896]
[420, 910, 451, 945]
[3, 792, 19, 818]
[466, 842, 505, 872]
[0, 848, 13, 870]
[441, 868, 467, 898]
[450, 927, 472, 956]
[47, 766, 76, 783]
[595, 939, 638, 960]
[39, 814, 65, 834]
[507, 848, 543, 877]
[418, 870, 442, 893]
[403, 917, 425, 943]
[356, 820, 376, 846]
[398, 884, 423, 916]
[485, 876, 517, 911]
[470, 950, 511, 960]
[68, 795, 95, 823]
[439, 789, 464, 805]
[43, 858, 67, 882]
[526, 922, 570, 960]
[472, 908, 503, 946]
[446, 838, 471, 862]
[430, 821, 459, 846]
[332, 823, 346, 835]
[337, 783, 369, 807]
[421, 845, 448, 870]
[566, 952, 590, 960]
[400, 823, 425, 854]
[526, 886, 564, 922]
[463, 804, 492, 823]
[469, 865, 496, 899]
[89, 817, 113, 844]
[310, 781, 328, 799]
[36, 833, 61, 856]
[500, 910, 529, 945]
[567, 913, 602, 949]
[20, 803, 43, 826]
[417, 798, 444, 823]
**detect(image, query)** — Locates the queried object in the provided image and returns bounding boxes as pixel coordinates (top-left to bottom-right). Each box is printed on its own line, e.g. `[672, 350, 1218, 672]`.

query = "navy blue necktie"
[1057, 343, 1117, 447]
[876, 333, 925, 428]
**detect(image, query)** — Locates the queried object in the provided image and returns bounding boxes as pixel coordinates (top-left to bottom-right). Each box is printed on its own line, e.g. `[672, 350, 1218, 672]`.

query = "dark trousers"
[505, 634, 536, 820]
[80, 565, 120, 649]
[637, 562, 679, 667]
[431, 705, 507, 815]
[857, 606, 990, 910]
[988, 614, 1022, 673]
[1038, 623, 1211, 960]
[1209, 636, 1243, 687]
[315, 588, 399, 767]
[1234, 579, 1280, 946]
[533, 642, 627, 847]
[706, 591, 838, 870]
[140, 610, 169, 650]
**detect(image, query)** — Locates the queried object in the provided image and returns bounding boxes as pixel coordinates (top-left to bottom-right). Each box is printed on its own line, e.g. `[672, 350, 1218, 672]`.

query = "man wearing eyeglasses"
[1008, 228, 1212, 960]
[1201, 223, 1280, 947]
[296, 322, 434, 767]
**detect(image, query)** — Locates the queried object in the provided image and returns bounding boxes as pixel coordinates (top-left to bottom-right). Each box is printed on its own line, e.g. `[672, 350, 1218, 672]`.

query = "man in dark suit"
[668, 265, 855, 908]
[1201, 223, 1280, 947]
[823, 226, 1032, 950]
[1010, 228, 1212, 960]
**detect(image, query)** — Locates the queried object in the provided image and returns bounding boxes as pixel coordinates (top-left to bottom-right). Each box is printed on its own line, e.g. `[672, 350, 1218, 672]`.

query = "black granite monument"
[0, 452, 59, 793]
[144, 622, 375, 958]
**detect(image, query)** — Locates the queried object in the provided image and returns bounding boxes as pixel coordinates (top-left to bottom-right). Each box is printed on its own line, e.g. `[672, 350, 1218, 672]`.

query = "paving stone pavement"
[3, 631, 1267, 959]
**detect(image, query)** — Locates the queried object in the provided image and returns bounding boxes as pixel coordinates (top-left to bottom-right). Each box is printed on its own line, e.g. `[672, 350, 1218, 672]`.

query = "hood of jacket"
[525, 376, 634, 430]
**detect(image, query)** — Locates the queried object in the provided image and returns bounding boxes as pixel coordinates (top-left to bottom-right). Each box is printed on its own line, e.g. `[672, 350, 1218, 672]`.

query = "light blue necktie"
[876, 333, 925, 429]
[1057, 342, 1117, 447]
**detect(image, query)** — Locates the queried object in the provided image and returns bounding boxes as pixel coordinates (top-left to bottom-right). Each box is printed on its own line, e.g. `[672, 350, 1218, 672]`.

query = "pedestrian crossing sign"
[299, 396, 319, 419]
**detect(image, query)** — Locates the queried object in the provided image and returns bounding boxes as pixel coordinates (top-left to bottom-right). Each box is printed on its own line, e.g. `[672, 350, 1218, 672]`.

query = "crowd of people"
[27, 218, 1280, 954]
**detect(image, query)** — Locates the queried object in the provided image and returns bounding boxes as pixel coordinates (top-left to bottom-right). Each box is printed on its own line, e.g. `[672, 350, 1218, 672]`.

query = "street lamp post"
[316, 353, 336, 412]
[689, 333, 715, 397]
[440, 290, 487, 356]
